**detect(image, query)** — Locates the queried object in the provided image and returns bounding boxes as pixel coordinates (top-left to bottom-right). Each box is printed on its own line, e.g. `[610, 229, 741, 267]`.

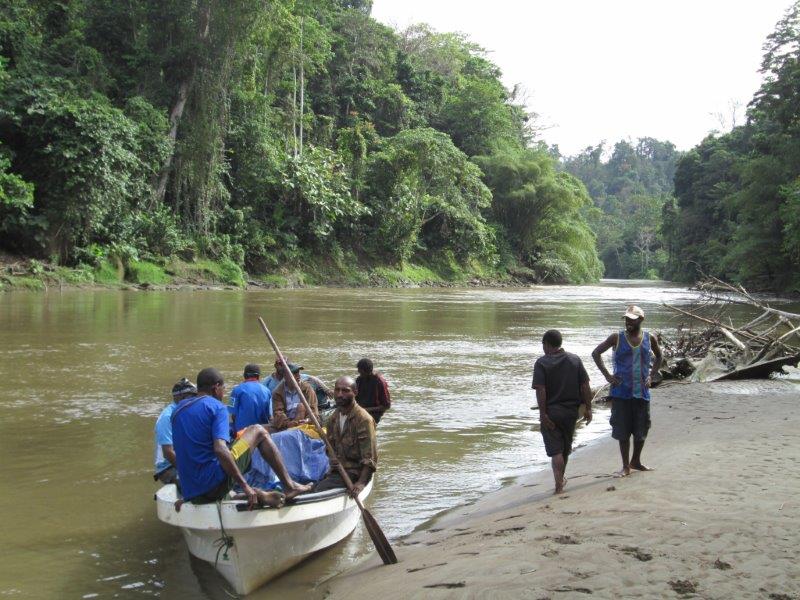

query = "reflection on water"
[3, 281, 795, 598]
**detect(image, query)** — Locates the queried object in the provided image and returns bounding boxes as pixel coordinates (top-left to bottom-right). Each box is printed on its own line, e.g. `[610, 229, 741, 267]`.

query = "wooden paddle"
[257, 317, 398, 566]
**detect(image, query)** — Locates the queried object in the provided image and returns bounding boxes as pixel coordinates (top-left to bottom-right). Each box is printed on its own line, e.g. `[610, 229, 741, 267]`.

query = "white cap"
[624, 305, 645, 320]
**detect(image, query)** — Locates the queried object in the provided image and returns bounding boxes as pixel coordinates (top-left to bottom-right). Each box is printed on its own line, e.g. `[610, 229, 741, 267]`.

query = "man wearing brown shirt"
[314, 376, 377, 497]
[270, 363, 318, 431]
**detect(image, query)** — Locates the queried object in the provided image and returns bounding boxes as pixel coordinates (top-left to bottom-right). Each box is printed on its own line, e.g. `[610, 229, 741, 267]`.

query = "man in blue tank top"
[592, 305, 662, 478]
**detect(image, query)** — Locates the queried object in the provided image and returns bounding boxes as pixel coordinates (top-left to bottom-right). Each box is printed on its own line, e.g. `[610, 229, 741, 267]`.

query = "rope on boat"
[213, 500, 235, 568]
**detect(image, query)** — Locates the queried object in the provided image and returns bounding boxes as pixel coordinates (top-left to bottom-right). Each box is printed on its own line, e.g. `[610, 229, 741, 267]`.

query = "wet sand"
[323, 380, 799, 599]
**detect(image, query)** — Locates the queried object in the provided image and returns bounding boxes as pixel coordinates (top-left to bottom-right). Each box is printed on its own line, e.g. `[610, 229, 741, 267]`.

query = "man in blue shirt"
[172, 367, 311, 507]
[592, 305, 663, 478]
[229, 363, 272, 432]
[153, 377, 196, 486]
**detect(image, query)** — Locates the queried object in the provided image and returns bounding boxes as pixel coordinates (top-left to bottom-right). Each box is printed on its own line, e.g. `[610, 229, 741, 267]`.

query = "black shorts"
[610, 397, 651, 441]
[541, 404, 579, 457]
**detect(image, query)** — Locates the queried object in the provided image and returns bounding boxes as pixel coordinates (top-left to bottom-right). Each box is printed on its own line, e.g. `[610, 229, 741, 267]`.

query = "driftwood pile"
[661, 277, 800, 382]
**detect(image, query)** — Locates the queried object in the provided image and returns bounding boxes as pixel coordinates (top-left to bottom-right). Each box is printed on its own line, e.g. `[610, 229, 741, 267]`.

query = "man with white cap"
[592, 305, 662, 477]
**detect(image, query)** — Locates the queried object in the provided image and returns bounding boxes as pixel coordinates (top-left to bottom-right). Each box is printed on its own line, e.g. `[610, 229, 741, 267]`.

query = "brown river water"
[3, 280, 793, 599]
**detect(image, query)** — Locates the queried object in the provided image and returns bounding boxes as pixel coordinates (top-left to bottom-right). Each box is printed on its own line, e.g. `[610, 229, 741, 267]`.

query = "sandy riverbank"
[322, 380, 799, 599]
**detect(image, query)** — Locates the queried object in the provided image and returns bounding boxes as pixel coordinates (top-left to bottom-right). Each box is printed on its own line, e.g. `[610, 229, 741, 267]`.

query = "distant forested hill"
[562, 138, 681, 280]
[0, 0, 602, 285]
[562, 1, 800, 293]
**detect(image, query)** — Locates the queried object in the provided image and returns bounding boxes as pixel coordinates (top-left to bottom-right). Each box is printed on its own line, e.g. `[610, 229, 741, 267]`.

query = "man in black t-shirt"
[532, 330, 593, 495]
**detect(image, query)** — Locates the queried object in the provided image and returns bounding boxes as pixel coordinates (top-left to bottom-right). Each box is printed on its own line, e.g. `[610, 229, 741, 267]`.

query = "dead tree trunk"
[154, 2, 212, 208]
[660, 276, 800, 381]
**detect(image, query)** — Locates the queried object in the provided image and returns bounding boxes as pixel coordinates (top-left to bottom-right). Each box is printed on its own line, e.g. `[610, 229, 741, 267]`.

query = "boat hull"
[156, 480, 372, 594]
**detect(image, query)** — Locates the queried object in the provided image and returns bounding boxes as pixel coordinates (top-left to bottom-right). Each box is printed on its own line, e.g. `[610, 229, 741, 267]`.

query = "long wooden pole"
[257, 317, 397, 565]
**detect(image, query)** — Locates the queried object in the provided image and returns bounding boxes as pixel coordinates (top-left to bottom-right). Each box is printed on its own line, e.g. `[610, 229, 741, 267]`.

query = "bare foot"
[630, 463, 653, 471]
[284, 482, 313, 501]
[257, 490, 285, 508]
[554, 477, 567, 495]
[232, 490, 286, 508]
[613, 468, 631, 478]
[174, 499, 185, 512]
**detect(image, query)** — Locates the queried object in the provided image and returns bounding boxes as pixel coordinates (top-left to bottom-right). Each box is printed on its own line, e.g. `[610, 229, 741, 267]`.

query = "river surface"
[3, 280, 793, 599]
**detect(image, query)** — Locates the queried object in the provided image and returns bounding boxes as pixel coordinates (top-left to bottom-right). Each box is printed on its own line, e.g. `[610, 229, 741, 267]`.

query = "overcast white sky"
[371, 0, 791, 156]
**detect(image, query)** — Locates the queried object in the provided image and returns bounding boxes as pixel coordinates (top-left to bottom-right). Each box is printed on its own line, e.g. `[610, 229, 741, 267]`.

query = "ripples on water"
[2, 280, 795, 599]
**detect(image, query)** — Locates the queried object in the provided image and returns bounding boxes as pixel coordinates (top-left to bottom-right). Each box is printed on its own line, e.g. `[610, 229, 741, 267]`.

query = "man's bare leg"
[630, 439, 652, 471]
[552, 453, 566, 494]
[614, 438, 631, 477]
[239, 426, 312, 499]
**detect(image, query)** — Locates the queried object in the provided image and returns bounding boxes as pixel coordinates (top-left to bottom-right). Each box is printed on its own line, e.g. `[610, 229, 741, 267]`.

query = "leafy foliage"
[662, 2, 800, 290]
[563, 138, 681, 279]
[474, 150, 602, 283]
[364, 128, 493, 262]
[0, 0, 602, 284]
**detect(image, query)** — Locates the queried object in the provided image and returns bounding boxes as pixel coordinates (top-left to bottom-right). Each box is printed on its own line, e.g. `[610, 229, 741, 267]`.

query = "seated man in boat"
[153, 377, 196, 486]
[314, 376, 377, 498]
[229, 363, 272, 432]
[262, 358, 287, 393]
[172, 367, 312, 508]
[355, 358, 391, 425]
[270, 363, 319, 431]
[263, 358, 333, 408]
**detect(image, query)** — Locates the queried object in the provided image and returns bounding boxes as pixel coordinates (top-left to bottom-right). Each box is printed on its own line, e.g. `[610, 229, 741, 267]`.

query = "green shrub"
[402, 262, 444, 283]
[184, 258, 246, 287]
[258, 274, 289, 288]
[217, 258, 246, 287]
[126, 260, 169, 285]
[54, 265, 94, 285]
[645, 268, 661, 281]
[2, 275, 44, 290]
[94, 258, 123, 284]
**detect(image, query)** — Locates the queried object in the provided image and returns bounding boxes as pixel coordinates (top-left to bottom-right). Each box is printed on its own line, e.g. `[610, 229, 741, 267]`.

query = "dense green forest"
[660, 3, 800, 291]
[559, 0, 800, 292]
[0, 0, 602, 287]
[562, 138, 680, 279]
[2, 1, 799, 291]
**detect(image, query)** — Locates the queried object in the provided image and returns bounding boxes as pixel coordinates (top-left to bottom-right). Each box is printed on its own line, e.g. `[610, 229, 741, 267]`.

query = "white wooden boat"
[155, 479, 373, 594]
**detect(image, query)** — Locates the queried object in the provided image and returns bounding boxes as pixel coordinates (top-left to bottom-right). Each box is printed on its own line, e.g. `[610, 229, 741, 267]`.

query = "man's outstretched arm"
[648, 334, 663, 386]
[592, 333, 621, 387]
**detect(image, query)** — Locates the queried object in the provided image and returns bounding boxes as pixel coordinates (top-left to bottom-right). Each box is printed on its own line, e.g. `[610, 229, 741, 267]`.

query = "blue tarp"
[244, 429, 329, 490]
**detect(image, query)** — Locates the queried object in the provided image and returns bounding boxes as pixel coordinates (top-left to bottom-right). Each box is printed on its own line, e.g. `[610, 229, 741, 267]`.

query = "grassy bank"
[0, 253, 527, 292]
